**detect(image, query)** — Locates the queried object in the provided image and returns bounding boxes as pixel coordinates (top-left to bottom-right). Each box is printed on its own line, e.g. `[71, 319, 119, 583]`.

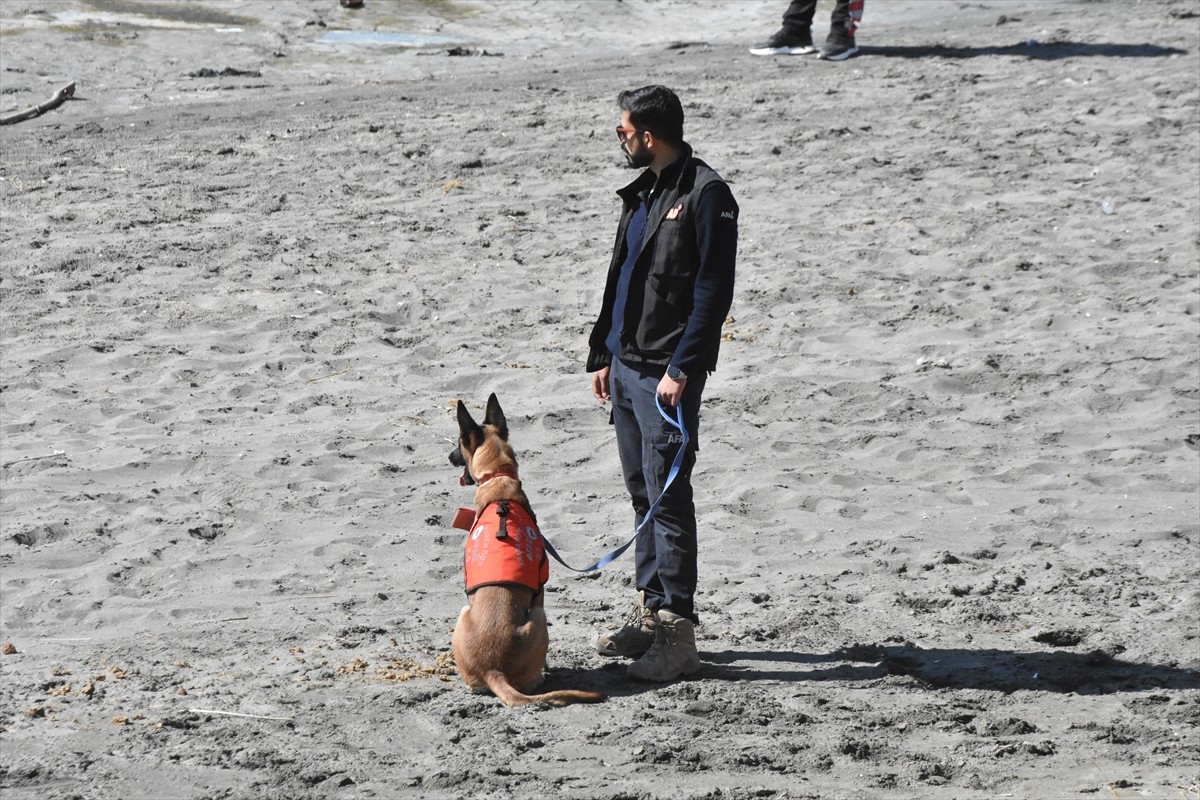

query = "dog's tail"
[483, 670, 604, 708]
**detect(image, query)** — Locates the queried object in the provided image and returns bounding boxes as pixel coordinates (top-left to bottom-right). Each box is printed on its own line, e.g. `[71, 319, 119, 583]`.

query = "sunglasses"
[615, 126, 641, 143]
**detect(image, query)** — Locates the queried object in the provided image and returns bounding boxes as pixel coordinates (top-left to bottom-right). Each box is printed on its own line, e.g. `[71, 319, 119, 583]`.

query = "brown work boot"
[628, 610, 701, 682]
[595, 592, 657, 658]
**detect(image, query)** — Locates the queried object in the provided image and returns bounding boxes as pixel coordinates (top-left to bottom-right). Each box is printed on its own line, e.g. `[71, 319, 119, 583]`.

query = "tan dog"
[448, 394, 604, 708]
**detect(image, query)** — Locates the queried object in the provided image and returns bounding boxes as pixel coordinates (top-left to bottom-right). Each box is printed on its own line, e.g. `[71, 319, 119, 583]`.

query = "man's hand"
[591, 367, 611, 405]
[657, 373, 686, 408]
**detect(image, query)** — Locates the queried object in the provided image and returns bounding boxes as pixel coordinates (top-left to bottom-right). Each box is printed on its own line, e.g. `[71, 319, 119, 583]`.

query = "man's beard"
[623, 144, 653, 169]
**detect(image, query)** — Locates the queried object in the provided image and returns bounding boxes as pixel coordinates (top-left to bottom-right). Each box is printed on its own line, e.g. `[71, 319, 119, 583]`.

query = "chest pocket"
[645, 201, 697, 310]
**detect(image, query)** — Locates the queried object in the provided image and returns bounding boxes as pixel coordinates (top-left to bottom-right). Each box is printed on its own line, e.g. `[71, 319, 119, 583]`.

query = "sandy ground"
[1, 1, 1198, 798]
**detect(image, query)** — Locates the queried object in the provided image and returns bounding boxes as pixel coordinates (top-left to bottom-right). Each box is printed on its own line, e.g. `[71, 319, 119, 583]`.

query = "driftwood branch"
[2, 450, 66, 469]
[188, 708, 294, 722]
[0, 82, 76, 126]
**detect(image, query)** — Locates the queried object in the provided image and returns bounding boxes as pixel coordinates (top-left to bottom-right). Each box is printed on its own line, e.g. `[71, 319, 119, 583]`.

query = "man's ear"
[483, 393, 508, 440]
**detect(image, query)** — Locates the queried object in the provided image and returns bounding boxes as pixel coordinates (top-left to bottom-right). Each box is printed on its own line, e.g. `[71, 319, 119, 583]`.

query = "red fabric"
[463, 502, 549, 594]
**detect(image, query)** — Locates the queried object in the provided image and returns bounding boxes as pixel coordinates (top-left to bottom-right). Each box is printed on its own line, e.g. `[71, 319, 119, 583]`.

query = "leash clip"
[495, 499, 510, 539]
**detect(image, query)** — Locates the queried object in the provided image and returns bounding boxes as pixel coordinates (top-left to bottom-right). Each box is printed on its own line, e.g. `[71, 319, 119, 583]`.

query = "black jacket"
[586, 143, 738, 376]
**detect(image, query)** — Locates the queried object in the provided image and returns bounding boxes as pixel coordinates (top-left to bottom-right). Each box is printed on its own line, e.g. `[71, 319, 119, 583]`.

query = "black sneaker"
[749, 28, 816, 56]
[819, 33, 859, 61]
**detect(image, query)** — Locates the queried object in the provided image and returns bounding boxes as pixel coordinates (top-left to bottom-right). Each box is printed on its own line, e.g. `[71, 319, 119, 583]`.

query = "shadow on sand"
[701, 643, 1200, 694]
[542, 642, 1197, 700]
[863, 41, 1187, 60]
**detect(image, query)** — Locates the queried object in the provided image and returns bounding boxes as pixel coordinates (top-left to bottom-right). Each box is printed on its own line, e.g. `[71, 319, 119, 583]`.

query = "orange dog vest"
[462, 501, 549, 595]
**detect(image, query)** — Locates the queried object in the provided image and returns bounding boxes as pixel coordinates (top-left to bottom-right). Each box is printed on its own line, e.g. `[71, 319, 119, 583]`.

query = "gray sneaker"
[749, 27, 816, 56]
[628, 610, 701, 682]
[595, 592, 657, 658]
[819, 32, 859, 61]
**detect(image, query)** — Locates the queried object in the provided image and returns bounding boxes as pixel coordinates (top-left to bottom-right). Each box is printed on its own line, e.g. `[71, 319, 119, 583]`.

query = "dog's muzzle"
[459, 466, 475, 486]
[449, 447, 475, 486]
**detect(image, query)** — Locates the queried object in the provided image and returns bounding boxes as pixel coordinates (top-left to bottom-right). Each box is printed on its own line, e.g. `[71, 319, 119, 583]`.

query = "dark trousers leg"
[609, 360, 705, 623]
[786, 0, 863, 37]
[781, 0, 818, 34]
[831, 0, 864, 36]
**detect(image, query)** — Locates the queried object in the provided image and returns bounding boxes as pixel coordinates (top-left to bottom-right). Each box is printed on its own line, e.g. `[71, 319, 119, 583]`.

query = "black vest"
[587, 145, 734, 373]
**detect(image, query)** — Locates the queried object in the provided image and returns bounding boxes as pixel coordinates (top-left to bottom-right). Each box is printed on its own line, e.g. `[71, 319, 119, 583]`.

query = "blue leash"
[541, 396, 689, 574]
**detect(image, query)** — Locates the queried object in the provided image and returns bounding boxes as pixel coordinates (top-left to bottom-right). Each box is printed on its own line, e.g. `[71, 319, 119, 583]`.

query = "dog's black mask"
[449, 446, 475, 485]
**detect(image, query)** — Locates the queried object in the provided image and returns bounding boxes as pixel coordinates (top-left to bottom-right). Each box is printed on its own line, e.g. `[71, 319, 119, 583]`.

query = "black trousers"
[782, 0, 864, 37]
[609, 359, 706, 623]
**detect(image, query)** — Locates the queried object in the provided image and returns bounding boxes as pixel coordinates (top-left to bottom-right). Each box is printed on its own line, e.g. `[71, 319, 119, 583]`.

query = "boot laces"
[622, 599, 652, 632]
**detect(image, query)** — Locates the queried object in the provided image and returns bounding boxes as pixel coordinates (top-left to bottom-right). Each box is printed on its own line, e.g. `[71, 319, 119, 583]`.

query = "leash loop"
[541, 396, 688, 573]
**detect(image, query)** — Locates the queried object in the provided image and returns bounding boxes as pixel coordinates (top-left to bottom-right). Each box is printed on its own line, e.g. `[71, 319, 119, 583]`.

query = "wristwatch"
[666, 364, 687, 381]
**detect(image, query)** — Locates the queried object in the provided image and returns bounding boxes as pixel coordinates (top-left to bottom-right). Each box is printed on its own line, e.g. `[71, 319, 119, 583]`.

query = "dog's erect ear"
[456, 400, 484, 449]
[483, 393, 508, 440]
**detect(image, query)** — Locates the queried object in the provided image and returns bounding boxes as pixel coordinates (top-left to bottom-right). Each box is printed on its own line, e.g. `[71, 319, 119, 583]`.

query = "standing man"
[587, 86, 738, 682]
[750, 0, 865, 61]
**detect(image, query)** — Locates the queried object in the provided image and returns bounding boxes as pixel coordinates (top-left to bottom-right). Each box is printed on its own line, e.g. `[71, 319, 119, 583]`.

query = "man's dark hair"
[618, 85, 684, 145]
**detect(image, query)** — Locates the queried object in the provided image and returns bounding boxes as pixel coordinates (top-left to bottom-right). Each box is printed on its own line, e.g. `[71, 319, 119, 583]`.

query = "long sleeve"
[672, 182, 737, 374]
